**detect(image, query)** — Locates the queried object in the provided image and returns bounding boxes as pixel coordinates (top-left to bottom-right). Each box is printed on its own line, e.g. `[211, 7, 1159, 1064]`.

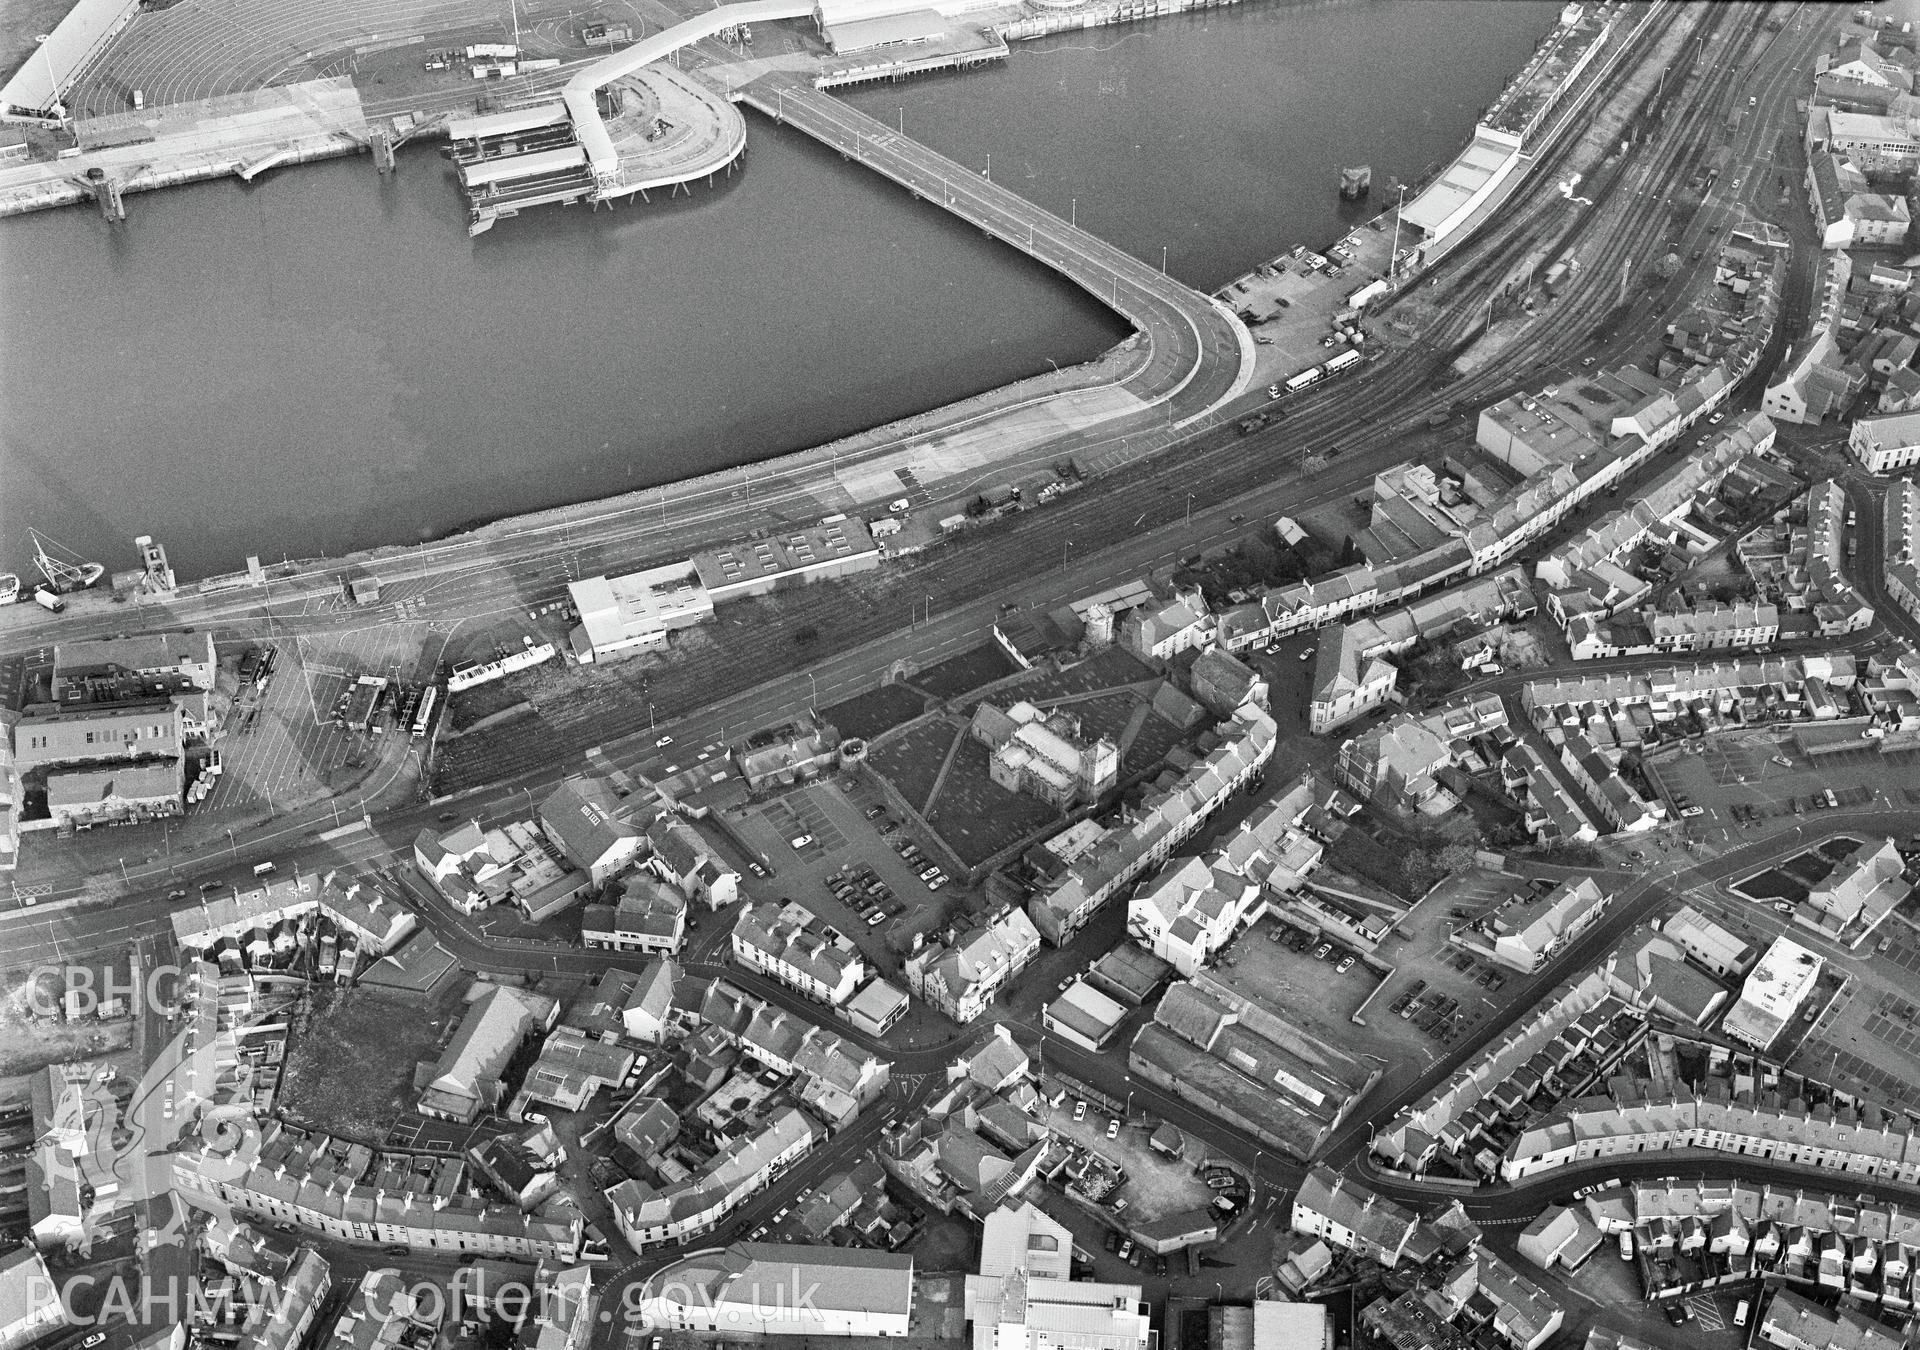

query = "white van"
[1733, 1299, 1750, 1328]
[252, 861, 277, 877]
[1618, 1230, 1634, 1260]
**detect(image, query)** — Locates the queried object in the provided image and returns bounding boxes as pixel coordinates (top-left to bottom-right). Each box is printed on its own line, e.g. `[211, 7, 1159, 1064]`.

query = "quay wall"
[996, 0, 1250, 41]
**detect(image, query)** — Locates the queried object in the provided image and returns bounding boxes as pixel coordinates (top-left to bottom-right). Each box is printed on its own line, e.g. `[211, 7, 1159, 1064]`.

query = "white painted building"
[1850, 409, 1920, 474]
[637, 1243, 913, 1336]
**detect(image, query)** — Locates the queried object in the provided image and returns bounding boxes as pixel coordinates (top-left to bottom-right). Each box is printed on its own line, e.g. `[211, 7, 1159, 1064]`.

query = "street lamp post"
[1069, 197, 1076, 228]
[1185, 493, 1194, 528]
[806, 672, 818, 710]
[1062, 540, 1074, 571]
[1161, 245, 1167, 274]
[225, 828, 236, 861]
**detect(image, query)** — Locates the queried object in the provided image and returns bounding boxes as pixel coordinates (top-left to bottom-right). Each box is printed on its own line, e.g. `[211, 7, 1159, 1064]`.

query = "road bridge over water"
[736, 73, 1254, 429]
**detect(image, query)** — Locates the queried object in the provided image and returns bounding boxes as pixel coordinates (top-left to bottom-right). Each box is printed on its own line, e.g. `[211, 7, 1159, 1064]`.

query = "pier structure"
[738, 73, 1253, 431]
[448, 62, 749, 235]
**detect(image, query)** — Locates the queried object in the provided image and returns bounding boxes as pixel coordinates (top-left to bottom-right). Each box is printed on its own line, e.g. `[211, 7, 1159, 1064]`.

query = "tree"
[793, 624, 819, 646]
[965, 495, 991, 518]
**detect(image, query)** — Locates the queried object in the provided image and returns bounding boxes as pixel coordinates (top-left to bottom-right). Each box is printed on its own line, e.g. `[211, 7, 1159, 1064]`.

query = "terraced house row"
[1504, 1072, 1920, 1184]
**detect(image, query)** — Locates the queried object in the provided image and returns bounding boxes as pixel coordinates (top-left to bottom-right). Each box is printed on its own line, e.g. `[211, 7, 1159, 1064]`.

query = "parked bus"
[1284, 366, 1324, 395]
[411, 685, 440, 739]
[1324, 348, 1362, 376]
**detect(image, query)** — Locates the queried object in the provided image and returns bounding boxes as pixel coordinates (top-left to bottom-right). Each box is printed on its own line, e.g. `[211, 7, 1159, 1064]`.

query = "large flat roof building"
[568, 563, 713, 663]
[968, 1202, 1148, 1350]
[638, 1243, 913, 1336]
[692, 515, 880, 603]
[1722, 935, 1822, 1052]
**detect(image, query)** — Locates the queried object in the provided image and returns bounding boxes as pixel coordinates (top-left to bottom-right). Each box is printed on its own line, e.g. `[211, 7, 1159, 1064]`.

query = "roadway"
[739, 76, 1251, 431]
[10, 3, 1917, 1335]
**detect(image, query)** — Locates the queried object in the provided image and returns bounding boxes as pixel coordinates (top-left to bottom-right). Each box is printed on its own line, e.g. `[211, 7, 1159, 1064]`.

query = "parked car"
[1105, 1230, 1121, 1253]
[1335, 955, 1355, 974]
[1073, 1100, 1087, 1121]
[747, 861, 769, 878]
[790, 834, 814, 849]
[1117, 1240, 1133, 1261]
[1106, 1118, 1121, 1140]
[1772, 901, 1794, 914]
[1313, 943, 1333, 960]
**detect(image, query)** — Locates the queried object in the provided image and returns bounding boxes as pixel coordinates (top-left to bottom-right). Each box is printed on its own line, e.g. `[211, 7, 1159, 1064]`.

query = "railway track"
[435, 0, 1828, 788]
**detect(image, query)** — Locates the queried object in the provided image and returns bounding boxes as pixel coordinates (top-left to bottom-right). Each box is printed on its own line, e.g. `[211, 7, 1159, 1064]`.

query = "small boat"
[0, 573, 18, 604]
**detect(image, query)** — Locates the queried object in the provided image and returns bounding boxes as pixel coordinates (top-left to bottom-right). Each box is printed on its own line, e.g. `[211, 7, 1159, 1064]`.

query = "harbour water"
[0, 0, 1555, 583]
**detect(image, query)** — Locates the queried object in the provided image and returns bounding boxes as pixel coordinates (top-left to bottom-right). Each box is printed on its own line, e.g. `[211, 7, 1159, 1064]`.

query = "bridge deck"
[737, 74, 1252, 426]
